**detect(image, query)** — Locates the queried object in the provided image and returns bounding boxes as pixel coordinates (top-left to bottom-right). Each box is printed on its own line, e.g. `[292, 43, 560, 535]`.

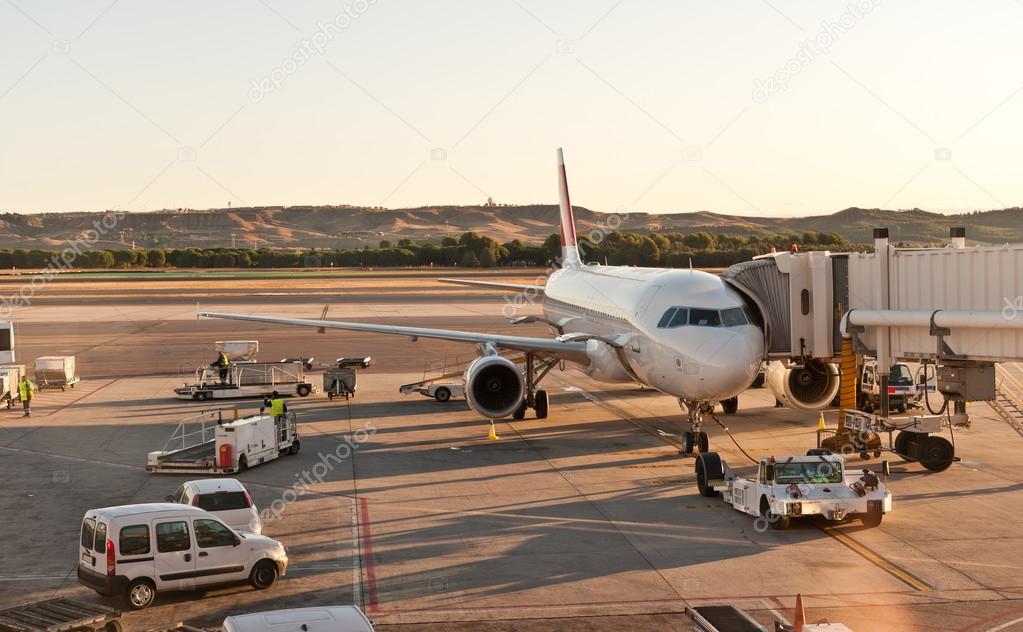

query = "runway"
[1, 272, 1022, 631]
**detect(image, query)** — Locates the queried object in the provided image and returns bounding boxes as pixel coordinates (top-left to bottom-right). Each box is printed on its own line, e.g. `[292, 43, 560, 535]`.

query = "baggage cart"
[34, 356, 79, 391]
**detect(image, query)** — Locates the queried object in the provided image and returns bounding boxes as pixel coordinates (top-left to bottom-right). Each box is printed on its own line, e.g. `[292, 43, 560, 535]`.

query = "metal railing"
[160, 408, 236, 454]
[991, 364, 1023, 438]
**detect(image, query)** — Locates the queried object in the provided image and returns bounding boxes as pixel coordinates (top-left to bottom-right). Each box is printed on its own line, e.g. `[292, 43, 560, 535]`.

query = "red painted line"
[359, 496, 379, 612]
[369, 584, 1023, 616]
[46, 379, 120, 417]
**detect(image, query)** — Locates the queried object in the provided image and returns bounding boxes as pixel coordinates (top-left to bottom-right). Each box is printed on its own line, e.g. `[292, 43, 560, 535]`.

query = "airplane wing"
[199, 311, 588, 362]
[438, 278, 545, 294]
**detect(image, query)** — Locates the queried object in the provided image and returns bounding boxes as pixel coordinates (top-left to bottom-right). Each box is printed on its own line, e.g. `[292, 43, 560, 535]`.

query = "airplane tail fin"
[557, 148, 582, 268]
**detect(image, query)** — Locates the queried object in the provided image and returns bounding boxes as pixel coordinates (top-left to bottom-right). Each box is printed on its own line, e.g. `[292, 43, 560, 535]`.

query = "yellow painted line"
[818, 524, 931, 591]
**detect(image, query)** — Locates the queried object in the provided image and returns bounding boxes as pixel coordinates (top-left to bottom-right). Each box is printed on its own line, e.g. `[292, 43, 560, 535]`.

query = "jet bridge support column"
[873, 228, 892, 419]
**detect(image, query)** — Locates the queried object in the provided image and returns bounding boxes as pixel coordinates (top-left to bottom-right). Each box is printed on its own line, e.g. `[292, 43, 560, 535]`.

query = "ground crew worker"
[18, 376, 34, 417]
[268, 390, 287, 420]
[268, 390, 288, 441]
[212, 351, 230, 384]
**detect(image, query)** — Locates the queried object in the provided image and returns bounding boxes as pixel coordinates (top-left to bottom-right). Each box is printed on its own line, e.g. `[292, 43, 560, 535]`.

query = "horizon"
[3, 2, 1022, 216]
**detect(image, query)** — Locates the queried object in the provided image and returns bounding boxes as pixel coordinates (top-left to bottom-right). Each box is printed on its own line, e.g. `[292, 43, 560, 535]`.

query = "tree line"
[0, 230, 860, 270]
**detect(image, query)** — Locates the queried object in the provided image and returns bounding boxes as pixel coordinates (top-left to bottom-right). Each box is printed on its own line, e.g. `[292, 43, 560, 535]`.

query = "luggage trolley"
[324, 357, 372, 401]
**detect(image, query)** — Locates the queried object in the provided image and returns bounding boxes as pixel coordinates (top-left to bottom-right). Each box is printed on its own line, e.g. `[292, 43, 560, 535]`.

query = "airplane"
[200, 149, 838, 453]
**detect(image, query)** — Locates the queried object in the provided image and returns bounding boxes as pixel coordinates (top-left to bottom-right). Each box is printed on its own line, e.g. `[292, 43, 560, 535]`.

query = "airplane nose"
[681, 327, 764, 400]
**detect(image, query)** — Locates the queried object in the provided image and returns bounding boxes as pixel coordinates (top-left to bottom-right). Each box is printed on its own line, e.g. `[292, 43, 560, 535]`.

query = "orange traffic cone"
[817, 412, 826, 430]
[793, 593, 806, 631]
[487, 420, 500, 441]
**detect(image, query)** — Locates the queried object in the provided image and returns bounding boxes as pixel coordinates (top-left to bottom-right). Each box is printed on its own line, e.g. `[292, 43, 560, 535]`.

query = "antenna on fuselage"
[689, 257, 693, 275]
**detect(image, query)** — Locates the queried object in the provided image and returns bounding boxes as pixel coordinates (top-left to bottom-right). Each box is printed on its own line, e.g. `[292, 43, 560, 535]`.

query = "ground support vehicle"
[694, 451, 892, 529]
[858, 359, 918, 413]
[841, 409, 959, 472]
[175, 361, 316, 401]
[323, 356, 372, 401]
[399, 379, 465, 402]
[146, 410, 299, 475]
[77, 504, 287, 610]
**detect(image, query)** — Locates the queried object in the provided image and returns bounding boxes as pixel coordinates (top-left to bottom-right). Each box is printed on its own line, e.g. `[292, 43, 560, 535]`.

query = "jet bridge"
[724, 227, 1023, 468]
[725, 228, 1023, 367]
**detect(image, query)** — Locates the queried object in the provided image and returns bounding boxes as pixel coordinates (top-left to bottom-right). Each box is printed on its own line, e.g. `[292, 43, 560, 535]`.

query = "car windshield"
[890, 364, 913, 385]
[774, 461, 842, 484]
[195, 491, 250, 511]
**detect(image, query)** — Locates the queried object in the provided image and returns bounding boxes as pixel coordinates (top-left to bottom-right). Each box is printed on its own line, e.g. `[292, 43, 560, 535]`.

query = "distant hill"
[0, 204, 1020, 249]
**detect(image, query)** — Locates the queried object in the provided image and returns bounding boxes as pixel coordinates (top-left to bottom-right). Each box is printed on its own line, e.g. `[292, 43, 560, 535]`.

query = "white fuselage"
[542, 264, 765, 402]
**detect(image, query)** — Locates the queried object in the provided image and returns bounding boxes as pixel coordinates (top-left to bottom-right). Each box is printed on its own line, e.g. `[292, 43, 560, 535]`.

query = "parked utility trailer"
[0, 364, 25, 408]
[695, 451, 892, 529]
[400, 380, 465, 402]
[0, 597, 122, 632]
[175, 361, 316, 401]
[146, 409, 300, 474]
[323, 357, 373, 401]
[34, 356, 79, 391]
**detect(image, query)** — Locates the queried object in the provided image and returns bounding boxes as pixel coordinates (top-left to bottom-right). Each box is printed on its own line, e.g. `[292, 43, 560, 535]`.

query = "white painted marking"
[986, 615, 1023, 632]
[351, 496, 362, 608]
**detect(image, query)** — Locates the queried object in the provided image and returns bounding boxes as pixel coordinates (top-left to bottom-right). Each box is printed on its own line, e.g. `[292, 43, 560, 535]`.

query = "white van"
[223, 607, 374, 632]
[167, 478, 263, 534]
[77, 503, 287, 610]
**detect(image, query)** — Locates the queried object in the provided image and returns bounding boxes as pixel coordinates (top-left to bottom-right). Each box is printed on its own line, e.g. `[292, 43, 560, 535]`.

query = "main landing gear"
[512, 353, 559, 420]
[679, 399, 714, 454]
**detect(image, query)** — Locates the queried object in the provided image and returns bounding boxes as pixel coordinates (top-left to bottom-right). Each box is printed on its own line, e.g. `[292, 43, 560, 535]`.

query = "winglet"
[557, 148, 582, 268]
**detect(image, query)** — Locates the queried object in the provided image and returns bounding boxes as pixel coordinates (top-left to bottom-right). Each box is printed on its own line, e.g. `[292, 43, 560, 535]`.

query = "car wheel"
[238, 455, 248, 473]
[920, 436, 954, 472]
[297, 384, 311, 397]
[861, 510, 883, 527]
[124, 578, 156, 610]
[751, 373, 765, 388]
[434, 387, 451, 402]
[194, 391, 209, 401]
[288, 440, 300, 455]
[249, 560, 278, 589]
[894, 431, 910, 456]
[534, 389, 549, 419]
[104, 621, 123, 632]
[695, 452, 722, 498]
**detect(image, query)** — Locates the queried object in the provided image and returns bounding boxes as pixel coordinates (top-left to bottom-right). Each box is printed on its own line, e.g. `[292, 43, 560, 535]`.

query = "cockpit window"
[657, 308, 690, 328]
[667, 308, 688, 327]
[720, 307, 748, 327]
[657, 306, 749, 328]
[657, 308, 676, 328]
[689, 309, 720, 327]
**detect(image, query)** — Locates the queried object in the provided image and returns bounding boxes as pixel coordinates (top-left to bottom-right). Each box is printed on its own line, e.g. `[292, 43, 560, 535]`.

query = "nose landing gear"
[680, 399, 713, 454]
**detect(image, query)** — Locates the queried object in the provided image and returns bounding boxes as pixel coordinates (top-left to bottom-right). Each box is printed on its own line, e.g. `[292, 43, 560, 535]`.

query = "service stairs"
[991, 363, 1023, 438]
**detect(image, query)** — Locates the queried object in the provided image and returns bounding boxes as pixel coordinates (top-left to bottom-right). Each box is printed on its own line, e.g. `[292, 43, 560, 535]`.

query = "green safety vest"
[269, 398, 285, 416]
[18, 380, 33, 399]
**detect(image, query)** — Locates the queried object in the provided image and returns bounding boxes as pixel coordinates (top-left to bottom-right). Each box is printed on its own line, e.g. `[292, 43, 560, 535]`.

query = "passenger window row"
[80, 519, 237, 556]
[656, 306, 749, 328]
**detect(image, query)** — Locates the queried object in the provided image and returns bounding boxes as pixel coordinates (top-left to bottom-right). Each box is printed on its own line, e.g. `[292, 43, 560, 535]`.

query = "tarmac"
[1, 272, 1023, 631]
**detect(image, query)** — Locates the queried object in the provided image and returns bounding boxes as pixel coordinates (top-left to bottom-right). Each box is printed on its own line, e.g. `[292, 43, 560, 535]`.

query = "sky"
[1, 0, 1022, 218]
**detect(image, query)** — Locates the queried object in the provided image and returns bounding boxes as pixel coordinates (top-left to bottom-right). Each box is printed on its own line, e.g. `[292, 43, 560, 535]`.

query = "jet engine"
[766, 359, 840, 411]
[464, 355, 525, 419]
